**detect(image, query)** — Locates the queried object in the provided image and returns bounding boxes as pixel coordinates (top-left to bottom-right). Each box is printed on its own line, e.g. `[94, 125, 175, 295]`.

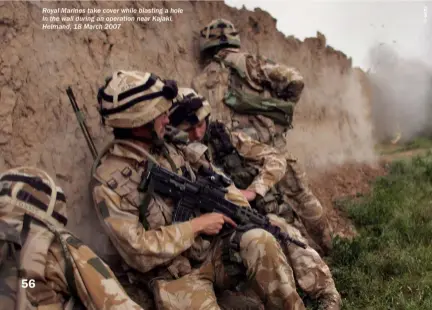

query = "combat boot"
[217, 290, 264, 310]
[283, 298, 306, 310]
[303, 218, 333, 256]
[318, 291, 342, 310]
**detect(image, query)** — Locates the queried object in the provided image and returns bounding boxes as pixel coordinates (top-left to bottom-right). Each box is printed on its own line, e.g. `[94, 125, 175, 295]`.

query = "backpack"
[224, 84, 294, 127]
[217, 51, 296, 128]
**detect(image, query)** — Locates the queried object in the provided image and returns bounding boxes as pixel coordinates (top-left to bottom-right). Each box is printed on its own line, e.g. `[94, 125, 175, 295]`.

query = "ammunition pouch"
[253, 187, 295, 223]
[223, 154, 258, 190]
[130, 255, 192, 295]
[221, 231, 243, 269]
[220, 224, 258, 290]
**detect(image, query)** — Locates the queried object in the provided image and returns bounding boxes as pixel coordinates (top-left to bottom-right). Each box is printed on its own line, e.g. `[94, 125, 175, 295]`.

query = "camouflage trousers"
[152, 228, 306, 310]
[268, 214, 341, 310]
[277, 159, 333, 254]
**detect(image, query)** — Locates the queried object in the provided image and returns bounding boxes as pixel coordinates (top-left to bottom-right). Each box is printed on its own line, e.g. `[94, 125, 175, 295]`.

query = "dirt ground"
[310, 144, 431, 238]
[309, 161, 388, 238]
[380, 148, 430, 162]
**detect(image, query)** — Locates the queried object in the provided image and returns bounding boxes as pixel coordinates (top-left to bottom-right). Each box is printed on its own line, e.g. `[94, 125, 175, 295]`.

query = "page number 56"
[21, 279, 36, 288]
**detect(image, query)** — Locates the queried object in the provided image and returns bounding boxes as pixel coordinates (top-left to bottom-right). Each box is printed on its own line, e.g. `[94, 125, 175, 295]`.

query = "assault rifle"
[139, 163, 307, 249]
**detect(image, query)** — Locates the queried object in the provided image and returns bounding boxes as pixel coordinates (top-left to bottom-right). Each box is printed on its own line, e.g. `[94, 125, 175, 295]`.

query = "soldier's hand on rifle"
[191, 213, 237, 235]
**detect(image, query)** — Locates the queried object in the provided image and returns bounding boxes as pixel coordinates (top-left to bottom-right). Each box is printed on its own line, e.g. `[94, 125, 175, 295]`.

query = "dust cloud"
[367, 44, 432, 143]
[287, 66, 377, 173]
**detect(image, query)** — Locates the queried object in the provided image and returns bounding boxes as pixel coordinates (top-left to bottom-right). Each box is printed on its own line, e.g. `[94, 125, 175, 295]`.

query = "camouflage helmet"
[169, 88, 211, 130]
[0, 166, 68, 233]
[98, 71, 178, 128]
[199, 18, 241, 53]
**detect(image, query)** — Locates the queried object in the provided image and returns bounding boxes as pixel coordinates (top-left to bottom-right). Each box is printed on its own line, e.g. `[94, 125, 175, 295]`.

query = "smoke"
[367, 44, 432, 143]
[287, 66, 377, 173]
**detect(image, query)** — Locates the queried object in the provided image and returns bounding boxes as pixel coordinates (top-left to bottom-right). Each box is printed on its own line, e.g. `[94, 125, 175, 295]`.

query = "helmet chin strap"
[141, 121, 178, 173]
[150, 127, 165, 149]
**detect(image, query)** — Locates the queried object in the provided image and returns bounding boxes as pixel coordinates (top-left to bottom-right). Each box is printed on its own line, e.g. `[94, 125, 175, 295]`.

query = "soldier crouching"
[90, 70, 306, 309]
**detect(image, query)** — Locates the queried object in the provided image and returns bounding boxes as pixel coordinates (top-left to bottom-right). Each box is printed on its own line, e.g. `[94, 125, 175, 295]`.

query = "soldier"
[0, 166, 144, 309]
[192, 18, 333, 255]
[168, 88, 341, 310]
[90, 70, 307, 310]
[168, 87, 288, 203]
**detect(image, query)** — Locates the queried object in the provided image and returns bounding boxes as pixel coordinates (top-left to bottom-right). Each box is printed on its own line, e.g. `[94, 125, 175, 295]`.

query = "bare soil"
[310, 145, 430, 238]
[309, 162, 387, 237]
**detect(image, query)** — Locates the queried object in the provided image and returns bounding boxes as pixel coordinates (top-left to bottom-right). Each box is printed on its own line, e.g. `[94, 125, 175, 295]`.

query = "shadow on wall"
[367, 44, 432, 143]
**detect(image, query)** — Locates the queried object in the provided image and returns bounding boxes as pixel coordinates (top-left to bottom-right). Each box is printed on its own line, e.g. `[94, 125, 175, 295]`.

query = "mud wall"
[0, 0, 375, 253]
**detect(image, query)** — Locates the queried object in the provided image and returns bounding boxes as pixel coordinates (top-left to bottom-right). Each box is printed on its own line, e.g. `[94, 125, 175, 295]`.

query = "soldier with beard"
[90, 70, 307, 310]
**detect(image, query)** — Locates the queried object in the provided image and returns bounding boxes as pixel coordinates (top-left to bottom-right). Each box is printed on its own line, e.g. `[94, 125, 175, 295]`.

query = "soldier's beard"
[114, 124, 166, 151]
[150, 128, 165, 149]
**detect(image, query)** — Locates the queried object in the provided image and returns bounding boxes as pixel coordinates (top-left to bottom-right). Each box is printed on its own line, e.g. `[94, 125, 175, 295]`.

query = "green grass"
[377, 137, 432, 155]
[327, 151, 432, 309]
[405, 137, 432, 150]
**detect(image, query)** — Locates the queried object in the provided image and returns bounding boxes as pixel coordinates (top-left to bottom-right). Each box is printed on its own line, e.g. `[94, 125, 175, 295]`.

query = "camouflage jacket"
[41, 233, 143, 309]
[0, 167, 143, 310]
[90, 139, 208, 280]
[192, 47, 304, 153]
[176, 141, 249, 208]
[178, 129, 287, 198]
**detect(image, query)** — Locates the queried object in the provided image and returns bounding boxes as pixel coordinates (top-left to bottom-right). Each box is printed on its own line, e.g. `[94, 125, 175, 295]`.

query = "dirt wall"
[0, 0, 376, 253]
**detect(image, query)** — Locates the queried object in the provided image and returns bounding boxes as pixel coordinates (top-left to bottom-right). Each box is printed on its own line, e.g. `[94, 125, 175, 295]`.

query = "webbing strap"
[55, 230, 79, 302]
[162, 148, 179, 174]
[139, 180, 154, 230]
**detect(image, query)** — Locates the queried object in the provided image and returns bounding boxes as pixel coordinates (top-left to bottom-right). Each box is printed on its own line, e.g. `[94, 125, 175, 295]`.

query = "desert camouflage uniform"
[192, 47, 333, 254]
[0, 167, 143, 310]
[91, 139, 306, 310]
[179, 129, 287, 198]
[169, 86, 340, 308]
[93, 70, 306, 309]
[179, 139, 341, 310]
